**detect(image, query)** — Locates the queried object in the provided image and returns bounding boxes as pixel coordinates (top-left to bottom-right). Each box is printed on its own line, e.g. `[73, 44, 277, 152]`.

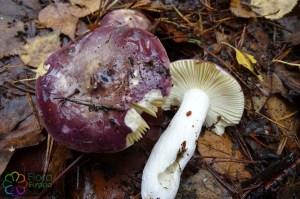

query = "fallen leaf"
[278, 183, 300, 199]
[270, 72, 288, 97]
[162, 24, 189, 43]
[198, 131, 252, 181]
[38, 3, 89, 39]
[222, 42, 263, 81]
[69, 168, 97, 199]
[21, 0, 42, 12]
[277, 16, 300, 45]
[285, 30, 300, 46]
[177, 169, 232, 199]
[215, 31, 230, 43]
[266, 95, 300, 154]
[0, 114, 44, 150]
[0, 0, 27, 19]
[47, 144, 72, 180]
[0, 97, 44, 151]
[0, 97, 34, 135]
[248, 25, 270, 52]
[250, 0, 298, 20]
[274, 63, 300, 96]
[89, 169, 126, 199]
[0, 17, 25, 58]
[19, 33, 61, 68]
[67, 142, 149, 198]
[70, 0, 100, 13]
[0, 150, 14, 175]
[246, 95, 268, 112]
[230, 0, 257, 18]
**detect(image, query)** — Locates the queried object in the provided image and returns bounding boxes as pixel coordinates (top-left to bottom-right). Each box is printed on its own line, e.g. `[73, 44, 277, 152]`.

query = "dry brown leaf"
[215, 31, 230, 43]
[90, 169, 126, 199]
[266, 95, 300, 154]
[0, 97, 34, 135]
[246, 95, 268, 112]
[285, 29, 300, 46]
[251, 0, 298, 20]
[70, 0, 100, 13]
[270, 72, 288, 97]
[163, 24, 189, 43]
[198, 131, 252, 181]
[0, 97, 44, 151]
[0, 150, 14, 175]
[38, 3, 89, 39]
[250, 26, 270, 52]
[230, 0, 257, 18]
[177, 169, 231, 199]
[19, 33, 60, 68]
[275, 64, 300, 95]
[47, 144, 71, 180]
[0, 17, 24, 58]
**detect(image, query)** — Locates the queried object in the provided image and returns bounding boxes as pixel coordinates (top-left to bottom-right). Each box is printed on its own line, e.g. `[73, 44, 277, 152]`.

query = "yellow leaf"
[35, 63, 50, 79]
[19, 33, 60, 68]
[222, 42, 263, 81]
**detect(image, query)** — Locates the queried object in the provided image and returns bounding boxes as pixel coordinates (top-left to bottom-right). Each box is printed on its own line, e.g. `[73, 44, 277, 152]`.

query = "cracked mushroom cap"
[36, 10, 171, 153]
[162, 59, 244, 135]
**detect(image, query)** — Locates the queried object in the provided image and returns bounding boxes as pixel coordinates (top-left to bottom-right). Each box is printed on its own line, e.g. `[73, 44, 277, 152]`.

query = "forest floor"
[0, 0, 299, 198]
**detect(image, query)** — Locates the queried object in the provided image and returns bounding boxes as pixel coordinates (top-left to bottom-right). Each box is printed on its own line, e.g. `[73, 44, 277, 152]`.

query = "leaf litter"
[0, 0, 300, 198]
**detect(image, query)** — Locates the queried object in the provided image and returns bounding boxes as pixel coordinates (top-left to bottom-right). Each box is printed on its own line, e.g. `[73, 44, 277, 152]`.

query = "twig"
[36, 153, 85, 199]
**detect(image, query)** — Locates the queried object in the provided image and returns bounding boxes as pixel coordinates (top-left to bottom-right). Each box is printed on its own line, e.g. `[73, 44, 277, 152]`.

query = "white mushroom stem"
[142, 88, 210, 199]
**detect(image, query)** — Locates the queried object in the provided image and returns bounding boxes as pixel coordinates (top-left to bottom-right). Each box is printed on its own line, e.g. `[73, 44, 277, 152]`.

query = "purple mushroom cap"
[36, 10, 171, 153]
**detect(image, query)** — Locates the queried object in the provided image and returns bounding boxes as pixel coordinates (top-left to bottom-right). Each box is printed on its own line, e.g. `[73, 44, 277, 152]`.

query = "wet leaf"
[198, 131, 252, 181]
[19, 33, 61, 68]
[222, 42, 263, 81]
[250, 0, 298, 20]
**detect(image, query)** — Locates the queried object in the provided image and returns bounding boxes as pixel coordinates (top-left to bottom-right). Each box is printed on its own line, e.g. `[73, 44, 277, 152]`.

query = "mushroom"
[142, 59, 244, 199]
[36, 9, 171, 153]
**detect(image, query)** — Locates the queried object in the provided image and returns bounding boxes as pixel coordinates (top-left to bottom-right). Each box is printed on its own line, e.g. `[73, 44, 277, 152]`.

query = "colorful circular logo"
[2, 171, 28, 197]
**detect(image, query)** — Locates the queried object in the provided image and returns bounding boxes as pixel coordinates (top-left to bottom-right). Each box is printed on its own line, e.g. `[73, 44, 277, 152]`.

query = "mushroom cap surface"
[163, 59, 244, 135]
[100, 9, 151, 29]
[36, 25, 171, 152]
